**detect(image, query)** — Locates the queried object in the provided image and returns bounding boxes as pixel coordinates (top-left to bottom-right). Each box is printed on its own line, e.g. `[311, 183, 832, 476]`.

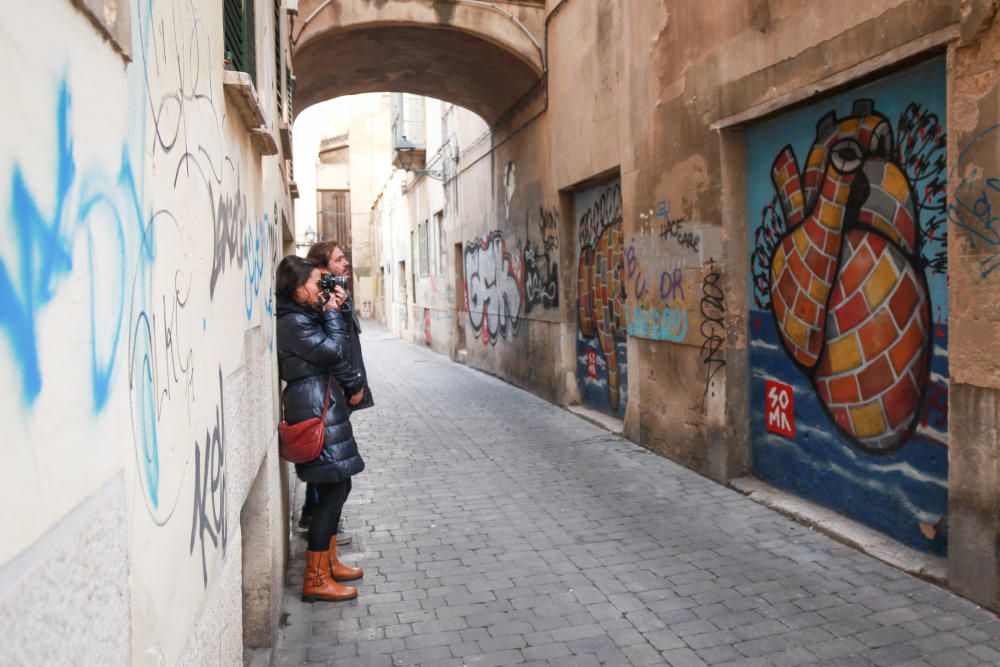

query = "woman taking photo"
[275, 255, 365, 602]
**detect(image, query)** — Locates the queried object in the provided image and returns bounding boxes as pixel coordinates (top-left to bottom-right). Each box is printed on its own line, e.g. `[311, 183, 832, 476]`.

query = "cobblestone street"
[274, 324, 1000, 666]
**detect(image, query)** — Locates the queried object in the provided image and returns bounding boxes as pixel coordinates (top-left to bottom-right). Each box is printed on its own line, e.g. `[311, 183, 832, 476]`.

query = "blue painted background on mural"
[576, 338, 628, 419]
[746, 58, 949, 555]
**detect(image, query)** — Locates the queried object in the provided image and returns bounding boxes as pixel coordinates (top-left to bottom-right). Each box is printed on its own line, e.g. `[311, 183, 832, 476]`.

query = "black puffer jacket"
[276, 296, 366, 483]
[342, 295, 374, 412]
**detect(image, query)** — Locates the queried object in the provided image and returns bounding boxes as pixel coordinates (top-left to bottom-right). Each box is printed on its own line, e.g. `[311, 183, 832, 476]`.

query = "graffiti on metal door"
[747, 58, 949, 554]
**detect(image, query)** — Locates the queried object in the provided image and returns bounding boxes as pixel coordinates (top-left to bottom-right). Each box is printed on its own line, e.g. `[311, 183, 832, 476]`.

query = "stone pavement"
[273, 323, 1000, 666]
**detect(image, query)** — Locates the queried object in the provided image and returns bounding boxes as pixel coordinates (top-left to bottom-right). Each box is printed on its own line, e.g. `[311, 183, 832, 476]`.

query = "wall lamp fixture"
[396, 136, 444, 181]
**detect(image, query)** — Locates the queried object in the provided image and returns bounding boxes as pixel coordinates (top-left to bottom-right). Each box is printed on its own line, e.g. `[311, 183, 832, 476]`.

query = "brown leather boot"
[302, 550, 358, 602]
[328, 536, 364, 582]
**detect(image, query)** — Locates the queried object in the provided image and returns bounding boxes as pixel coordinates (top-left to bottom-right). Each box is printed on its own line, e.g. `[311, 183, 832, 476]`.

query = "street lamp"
[296, 225, 316, 255]
[396, 135, 444, 181]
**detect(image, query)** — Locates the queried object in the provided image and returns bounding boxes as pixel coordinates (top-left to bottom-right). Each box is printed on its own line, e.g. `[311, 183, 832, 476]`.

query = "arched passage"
[291, 0, 545, 124]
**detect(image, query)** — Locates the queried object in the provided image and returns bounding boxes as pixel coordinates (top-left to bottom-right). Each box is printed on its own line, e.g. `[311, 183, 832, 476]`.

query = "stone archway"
[291, 0, 545, 124]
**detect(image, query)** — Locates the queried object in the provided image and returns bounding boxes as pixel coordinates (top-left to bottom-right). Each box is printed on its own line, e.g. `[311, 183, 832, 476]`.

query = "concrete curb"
[565, 405, 624, 436]
[730, 477, 948, 585]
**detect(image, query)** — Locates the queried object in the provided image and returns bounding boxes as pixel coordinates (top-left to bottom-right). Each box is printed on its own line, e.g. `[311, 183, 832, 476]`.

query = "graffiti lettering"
[243, 213, 275, 320]
[659, 268, 685, 302]
[578, 182, 623, 249]
[624, 243, 648, 300]
[129, 244, 197, 515]
[0, 81, 133, 411]
[523, 242, 559, 312]
[699, 267, 725, 400]
[627, 304, 687, 342]
[658, 216, 700, 253]
[190, 368, 226, 589]
[464, 231, 523, 345]
[537, 207, 560, 253]
[750, 200, 785, 309]
[949, 123, 1000, 278]
[209, 173, 249, 299]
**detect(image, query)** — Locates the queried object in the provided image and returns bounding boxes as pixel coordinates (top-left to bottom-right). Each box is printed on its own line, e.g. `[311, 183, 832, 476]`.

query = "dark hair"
[275, 255, 318, 301]
[306, 240, 339, 267]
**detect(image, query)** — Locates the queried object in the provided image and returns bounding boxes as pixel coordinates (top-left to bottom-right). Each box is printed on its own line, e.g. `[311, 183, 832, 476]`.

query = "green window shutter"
[286, 65, 295, 119]
[274, 0, 282, 115]
[244, 0, 257, 84]
[224, 0, 243, 69]
[223, 0, 256, 84]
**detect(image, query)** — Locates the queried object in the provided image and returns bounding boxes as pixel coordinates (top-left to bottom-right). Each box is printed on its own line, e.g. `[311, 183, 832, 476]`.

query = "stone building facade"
[301, 0, 1000, 612]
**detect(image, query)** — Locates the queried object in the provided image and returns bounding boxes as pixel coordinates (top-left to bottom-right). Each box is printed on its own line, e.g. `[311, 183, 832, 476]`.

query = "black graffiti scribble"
[895, 103, 948, 275]
[700, 266, 726, 402]
[208, 171, 249, 298]
[537, 207, 560, 253]
[751, 199, 785, 309]
[659, 217, 700, 252]
[578, 183, 623, 249]
[190, 368, 226, 588]
[131, 268, 196, 417]
[524, 241, 559, 312]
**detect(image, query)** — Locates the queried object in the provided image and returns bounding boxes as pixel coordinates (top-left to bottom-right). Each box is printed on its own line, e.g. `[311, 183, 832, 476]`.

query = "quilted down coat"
[276, 296, 366, 484]
[341, 295, 374, 412]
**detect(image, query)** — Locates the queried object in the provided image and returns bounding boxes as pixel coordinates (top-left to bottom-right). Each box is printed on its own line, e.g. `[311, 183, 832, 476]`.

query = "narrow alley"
[6, 2, 1000, 664]
[273, 324, 1000, 667]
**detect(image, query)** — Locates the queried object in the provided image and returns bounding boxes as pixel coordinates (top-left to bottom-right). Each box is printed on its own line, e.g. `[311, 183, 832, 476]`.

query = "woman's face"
[294, 268, 323, 307]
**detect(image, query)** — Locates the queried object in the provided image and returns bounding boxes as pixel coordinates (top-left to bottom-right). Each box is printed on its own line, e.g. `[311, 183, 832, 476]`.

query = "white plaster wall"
[0, 0, 288, 663]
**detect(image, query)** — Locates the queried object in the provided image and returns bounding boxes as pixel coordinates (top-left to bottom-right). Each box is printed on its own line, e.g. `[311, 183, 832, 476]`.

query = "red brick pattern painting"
[766, 100, 933, 453]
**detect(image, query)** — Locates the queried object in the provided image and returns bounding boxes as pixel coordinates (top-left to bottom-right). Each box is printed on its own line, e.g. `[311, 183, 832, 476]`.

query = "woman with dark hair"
[298, 241, 375, 539]
[275, 255, 366, 602]
[306, 242, 371, 412]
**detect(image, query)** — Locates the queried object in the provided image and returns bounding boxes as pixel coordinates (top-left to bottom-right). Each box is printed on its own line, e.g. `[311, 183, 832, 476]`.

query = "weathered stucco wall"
[0, 0, 292, 662]
[331, 0, 1000, 611]
[947, 2, 1000, 610]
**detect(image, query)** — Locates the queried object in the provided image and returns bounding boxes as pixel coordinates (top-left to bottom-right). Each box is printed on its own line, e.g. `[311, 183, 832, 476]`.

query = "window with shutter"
[224, 0, 257, 84]
[419, 221, 429, 277]
[274, 0, 282, 114]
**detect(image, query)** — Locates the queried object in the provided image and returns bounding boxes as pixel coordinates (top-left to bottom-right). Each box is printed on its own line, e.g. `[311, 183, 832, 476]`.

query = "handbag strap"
[320, 373, 333, 421]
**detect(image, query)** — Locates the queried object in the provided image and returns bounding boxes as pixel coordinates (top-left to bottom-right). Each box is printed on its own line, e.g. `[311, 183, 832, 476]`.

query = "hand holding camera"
[319, 272, 349, 310]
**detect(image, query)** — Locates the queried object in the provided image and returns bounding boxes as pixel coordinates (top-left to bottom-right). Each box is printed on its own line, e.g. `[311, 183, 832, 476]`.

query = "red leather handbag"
[278, 374, 333, 463]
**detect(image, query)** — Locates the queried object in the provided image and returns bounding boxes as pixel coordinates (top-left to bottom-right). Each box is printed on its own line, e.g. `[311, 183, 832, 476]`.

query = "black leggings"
[307, 479, 352, 551]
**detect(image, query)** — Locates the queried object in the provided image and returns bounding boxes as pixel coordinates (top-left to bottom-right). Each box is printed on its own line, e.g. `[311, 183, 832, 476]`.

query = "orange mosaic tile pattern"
[815, 230, 930, 450]
[578, 222, 626, 410]
[767, 100, 931, 452]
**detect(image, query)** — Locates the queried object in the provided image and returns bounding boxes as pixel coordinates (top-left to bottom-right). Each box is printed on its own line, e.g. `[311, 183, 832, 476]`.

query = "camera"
[319, 272, 348, 293]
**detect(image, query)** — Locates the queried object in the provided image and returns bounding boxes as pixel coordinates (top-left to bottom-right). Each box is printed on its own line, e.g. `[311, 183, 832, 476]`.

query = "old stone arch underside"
[291, 1, 545, 124]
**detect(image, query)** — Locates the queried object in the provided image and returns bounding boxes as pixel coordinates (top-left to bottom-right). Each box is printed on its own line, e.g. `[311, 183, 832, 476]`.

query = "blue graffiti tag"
[949, 123, 1000, 278]
[243, 214, 267, 320]
[0, 81, 132, 410]
[627, 304, 688, 342]
[242, 212, 278, 322]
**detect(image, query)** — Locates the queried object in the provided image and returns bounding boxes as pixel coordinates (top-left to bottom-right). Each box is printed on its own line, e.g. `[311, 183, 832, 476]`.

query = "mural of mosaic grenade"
[576, 182, 627, 414]
[767, 99, 933, 453]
